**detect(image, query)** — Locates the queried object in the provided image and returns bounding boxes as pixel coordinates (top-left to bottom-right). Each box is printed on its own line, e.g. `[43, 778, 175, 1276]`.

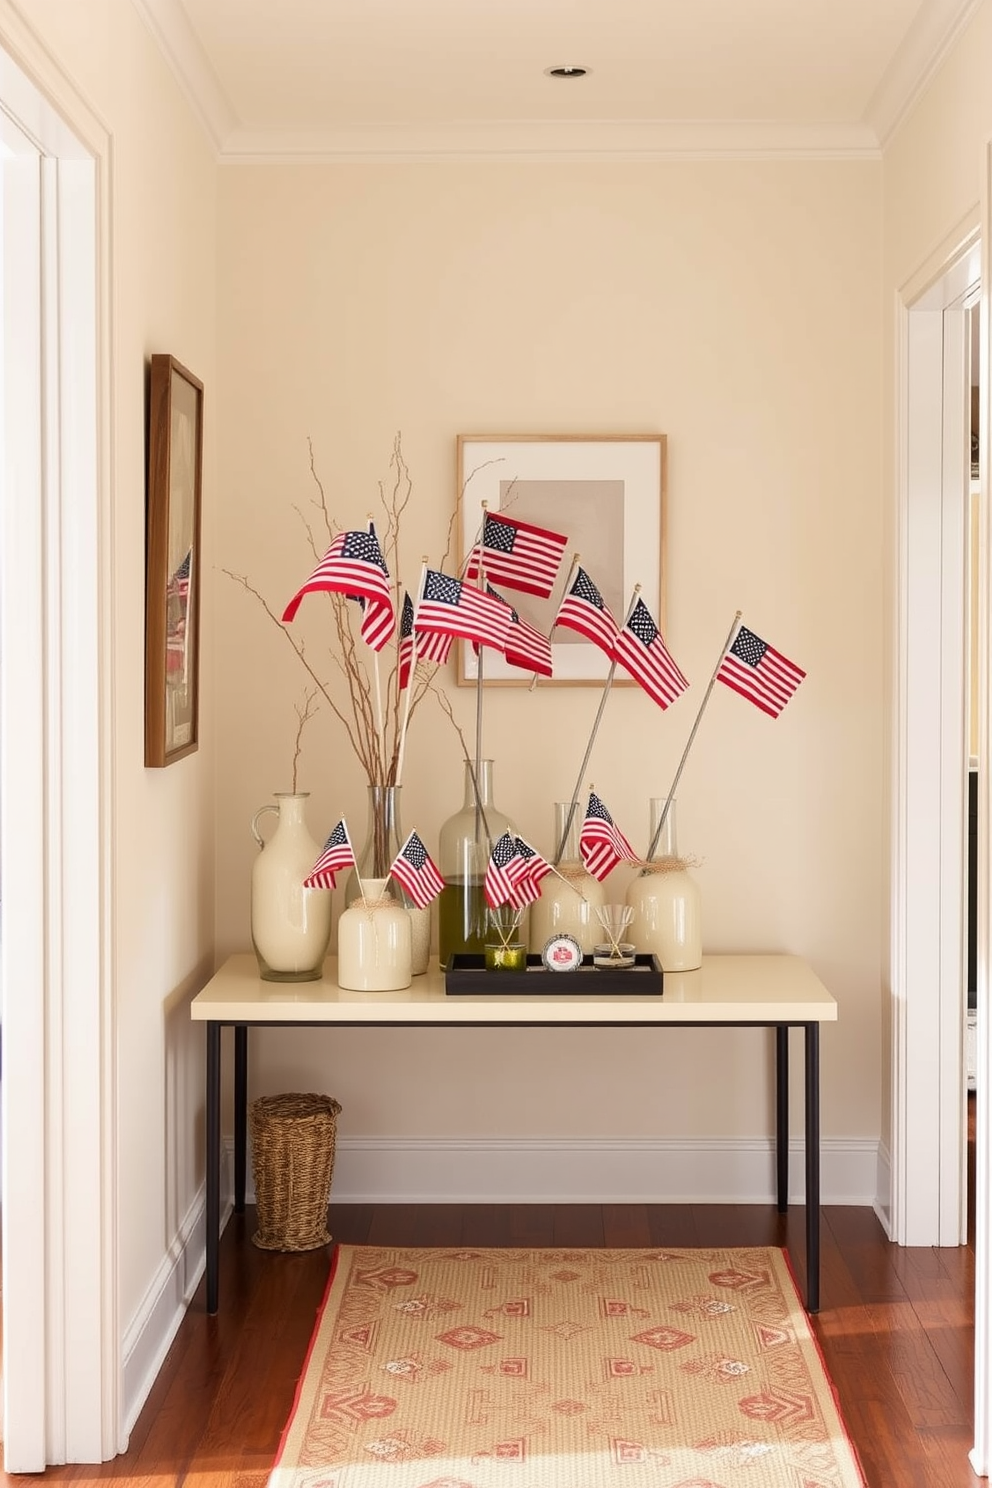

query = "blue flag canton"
[424, 570, 463, 605]
[491, 831, 518, 867]
[174, 549, 191, 581]
[402, 832, 428, 870]
[515, 838, 537, 863]
[730, 626, 767, 669]
[572, 569, 605, 608]
[483, 514, 517, 554]
[400, 592, 415, 638]
[323, 821, 349, 851]
[343, 528, 389, 575]
[587, 792, 615, 825]
[626, 599, 658, 648]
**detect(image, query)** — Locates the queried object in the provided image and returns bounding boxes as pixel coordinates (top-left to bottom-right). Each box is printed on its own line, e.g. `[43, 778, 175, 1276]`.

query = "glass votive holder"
[593, 941, 636, 969]
[485, 942, 528, 972]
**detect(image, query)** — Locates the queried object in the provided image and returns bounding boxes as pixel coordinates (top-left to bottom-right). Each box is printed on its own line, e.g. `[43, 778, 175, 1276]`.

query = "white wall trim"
[866, 0, 983, 148]
[229, 1133, 881, 1208]
[122, 1174, 232, 1439]
[216, 119, 881, 165]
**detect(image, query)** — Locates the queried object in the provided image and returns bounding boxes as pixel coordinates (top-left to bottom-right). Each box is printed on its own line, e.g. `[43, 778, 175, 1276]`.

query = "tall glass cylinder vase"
[529, 800, 605, 956]
[344, 784, 430, 974]
[437, 759, 514, 967]
[250, 792, 332, 982]
[625, 797, 702, 971]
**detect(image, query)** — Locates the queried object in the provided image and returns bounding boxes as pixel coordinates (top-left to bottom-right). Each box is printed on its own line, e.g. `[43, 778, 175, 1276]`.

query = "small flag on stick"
[507, 837, 552, 908]
[282, 526, 394, 636]
[553, 566, 619, 658]
[484, 831, 525, 908]
[716, 624, 805, 718]
[465, 510, 568, 599]
[388, 829, 445, 909]
[579, 791, 637, 882]
[415, 569, 511, 652]
[614, 598, 689, 710]
[304, 819, 356, 890]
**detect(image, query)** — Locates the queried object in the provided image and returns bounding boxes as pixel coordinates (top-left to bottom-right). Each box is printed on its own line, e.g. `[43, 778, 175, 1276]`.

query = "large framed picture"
[144, 353, 203, 766]
[456, 434, 666, 685]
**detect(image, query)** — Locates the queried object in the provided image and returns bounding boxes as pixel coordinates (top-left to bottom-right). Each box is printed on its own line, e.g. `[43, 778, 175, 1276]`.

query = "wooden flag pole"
[346, 820, 367, 905]
[554, 584, 641, 865]
[395, 559, 429, 787]
[529, 550, 580, 693]
[646, 609, 744, 860]
[472, 506, 490, 843]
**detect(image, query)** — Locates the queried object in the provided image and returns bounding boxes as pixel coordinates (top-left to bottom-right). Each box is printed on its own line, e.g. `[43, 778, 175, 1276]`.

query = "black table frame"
[203, 1017, 821, 1315]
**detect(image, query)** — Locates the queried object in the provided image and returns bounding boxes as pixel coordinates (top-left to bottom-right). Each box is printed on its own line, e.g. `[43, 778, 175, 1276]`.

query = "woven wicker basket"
[248, 1092, 342, 1251]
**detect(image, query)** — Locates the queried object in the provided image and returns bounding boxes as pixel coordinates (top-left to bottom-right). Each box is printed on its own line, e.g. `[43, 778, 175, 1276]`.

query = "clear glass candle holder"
[593, 941, 636, 969]
[485, 941, 528, 972]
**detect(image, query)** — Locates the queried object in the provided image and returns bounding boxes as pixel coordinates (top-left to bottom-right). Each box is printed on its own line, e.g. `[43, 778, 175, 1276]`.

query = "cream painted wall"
[216, 160, 883, 1155]
[8, 2, 218, 1325]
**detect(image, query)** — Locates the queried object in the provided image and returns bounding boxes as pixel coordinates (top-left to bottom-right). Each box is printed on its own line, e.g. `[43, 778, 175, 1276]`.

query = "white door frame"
[894, 229, 977, 1252]
[971, 141, 992, 1482]
[0, 10, 117, 1469]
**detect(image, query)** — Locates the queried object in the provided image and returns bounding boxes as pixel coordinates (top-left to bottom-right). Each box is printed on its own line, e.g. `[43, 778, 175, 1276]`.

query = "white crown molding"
[218, 117, 880, 164]
[865, 0, 983, 147]
[130, 0, 238, 154]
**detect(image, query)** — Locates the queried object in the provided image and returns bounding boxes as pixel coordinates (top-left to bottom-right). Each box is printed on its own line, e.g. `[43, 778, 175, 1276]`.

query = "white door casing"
[0, 11, 117, 1469]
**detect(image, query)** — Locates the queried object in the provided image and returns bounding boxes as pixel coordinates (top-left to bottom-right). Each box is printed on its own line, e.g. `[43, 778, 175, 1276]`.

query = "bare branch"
[291, 688, 320, 792]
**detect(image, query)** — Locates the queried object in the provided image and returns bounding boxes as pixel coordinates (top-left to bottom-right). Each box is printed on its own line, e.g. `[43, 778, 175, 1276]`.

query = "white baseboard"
[234, 1132, 881, 1207]
[121, 1149, 231, 1442]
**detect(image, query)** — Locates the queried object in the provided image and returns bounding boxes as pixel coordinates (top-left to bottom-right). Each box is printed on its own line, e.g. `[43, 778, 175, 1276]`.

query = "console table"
[191, 951, 838, 1315]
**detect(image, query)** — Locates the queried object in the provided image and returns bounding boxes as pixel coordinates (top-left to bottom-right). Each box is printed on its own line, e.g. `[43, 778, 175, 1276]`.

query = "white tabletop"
[190, 952, 838, 1025]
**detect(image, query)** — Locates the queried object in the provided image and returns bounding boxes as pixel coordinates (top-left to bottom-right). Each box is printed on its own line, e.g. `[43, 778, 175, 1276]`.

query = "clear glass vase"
[528, 800, 605, 956]
[250, 792, 332, 981]
[437, 759, 514, 966]
[344, 784, 430, 974]
[625, 797, 702, 971]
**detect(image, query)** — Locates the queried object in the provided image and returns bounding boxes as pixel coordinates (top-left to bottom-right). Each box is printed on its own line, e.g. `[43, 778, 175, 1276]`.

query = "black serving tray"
[444, 953, 663, 995]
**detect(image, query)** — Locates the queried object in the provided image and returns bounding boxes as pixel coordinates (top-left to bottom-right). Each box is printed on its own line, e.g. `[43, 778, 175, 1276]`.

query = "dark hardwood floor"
[2, 1115, 981, 1487]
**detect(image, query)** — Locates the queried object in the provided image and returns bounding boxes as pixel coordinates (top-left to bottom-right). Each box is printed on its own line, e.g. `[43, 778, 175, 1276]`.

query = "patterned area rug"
[270, 1244, 865, 1488]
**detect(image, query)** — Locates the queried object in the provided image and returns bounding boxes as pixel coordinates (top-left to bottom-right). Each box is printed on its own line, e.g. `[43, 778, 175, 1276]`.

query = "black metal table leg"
[234, 1025, 248, 1212]
[775, 1025, 789, 1212]
[804, 1021, 821, 1312]
[206, 1020, 221, 1315]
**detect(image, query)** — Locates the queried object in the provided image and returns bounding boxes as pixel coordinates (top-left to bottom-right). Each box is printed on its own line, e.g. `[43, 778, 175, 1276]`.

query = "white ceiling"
[134, 0, 981, 160]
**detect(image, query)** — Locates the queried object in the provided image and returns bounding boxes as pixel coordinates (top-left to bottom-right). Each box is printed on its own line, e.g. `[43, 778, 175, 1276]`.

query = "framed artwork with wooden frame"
[456, 433, 666, 685]
[145, 353, 203, 766]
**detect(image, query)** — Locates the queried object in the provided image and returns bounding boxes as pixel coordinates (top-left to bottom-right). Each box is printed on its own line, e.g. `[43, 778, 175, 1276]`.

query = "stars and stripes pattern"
[553, 567, 619, 658]
[303, 819, 356, 890]
[614, 598, 689, 710]
[282, 526, 395, 647]
[716, 624, 806, 718]
[579, 791, 637, 882]
[487, 586, 554, 678]
[465, 511, 568, 599]
[388, 829, 445, 909]
[506, 837, 552, 909]
[398, 592, 453, 690]
[484, 831, 526, 908]
[415, 569, 511, 652]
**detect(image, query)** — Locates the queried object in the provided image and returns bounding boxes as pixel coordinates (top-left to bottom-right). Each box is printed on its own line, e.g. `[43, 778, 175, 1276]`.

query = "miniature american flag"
[716, 624, 806, 718]
[303, 819, 355, 890]
[399, 590, 453, 690]
[614, 598, 689, 710]
[553, 567, 619, 658]
[487, 586, 553, 678]
[415, 569, 511, 652]
[388, 829, 445, 909]
[282, 526, 394, 644]
[484, 831, 525, 908]
[465, 510, 567, 599]
[579, 791, 637, 882]
[507, 837, 552, 909]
